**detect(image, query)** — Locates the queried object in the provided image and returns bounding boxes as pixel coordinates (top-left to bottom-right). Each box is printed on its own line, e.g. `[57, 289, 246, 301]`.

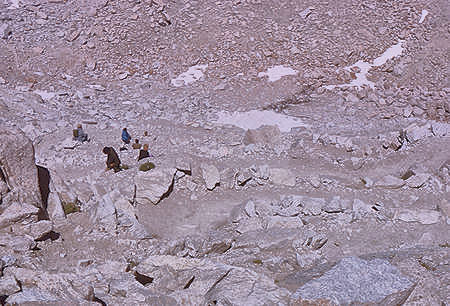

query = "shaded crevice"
[36, 165, 50, 220]
[0, 166, 7, 184]
[93, 296, 107, 306]
[183, 276, 195, 289]
[178, 169, 192, 176]
[35, 231, 60, 242]
[205, 269, 232, 296]
[134, 271, 153, 286]
[158, 177, 175, 203]
[0, 166, 10, 205]
[0, 295, 7, 306]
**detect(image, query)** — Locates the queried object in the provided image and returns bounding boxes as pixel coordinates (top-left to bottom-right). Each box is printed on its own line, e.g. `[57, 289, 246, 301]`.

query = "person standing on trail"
[122, 128, 131, 144]
[102, 147, 121, 173]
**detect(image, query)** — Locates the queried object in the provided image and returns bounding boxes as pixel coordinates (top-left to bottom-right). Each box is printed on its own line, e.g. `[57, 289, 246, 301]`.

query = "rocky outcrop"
[200, 164, 220, 190]
[135, 168, 176, 205]
[243, 125, 282, 145]
[0, 127, 42, 209]
[0, 202, 39, 229]
[291, 257, 415, 305]
[135, 255, 291, 304]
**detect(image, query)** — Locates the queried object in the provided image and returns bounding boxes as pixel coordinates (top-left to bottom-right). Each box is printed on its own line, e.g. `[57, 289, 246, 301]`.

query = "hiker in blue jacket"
[121, 128, 131, 144]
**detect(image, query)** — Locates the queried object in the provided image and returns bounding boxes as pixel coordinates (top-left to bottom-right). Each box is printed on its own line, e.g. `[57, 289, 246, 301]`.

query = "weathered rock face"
[291, 257, 415, 305]
[0, 202, 39, 229]
[200, 164, 220, 190]
[135, 168, 176, 205]
[0, 127, 42, 208]
[243, 125, 281, 145]
[135, 255, 291, 305]
[395, 209, 441, 225]
[269, 168, 296, 187]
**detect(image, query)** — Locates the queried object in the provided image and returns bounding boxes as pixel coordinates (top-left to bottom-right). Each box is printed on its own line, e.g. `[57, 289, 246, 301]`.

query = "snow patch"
[419, 10, 429, 24]
[373, 42, 404, 66]
[171, 64, 208, 87]
[34, 90, 56, 100]
[325, 41, 404, 89]
[258, 65, 298, 82]
[215, 110, 308, 132]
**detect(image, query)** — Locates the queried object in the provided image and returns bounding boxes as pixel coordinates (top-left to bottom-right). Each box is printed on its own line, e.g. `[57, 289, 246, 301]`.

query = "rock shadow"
[37, 165, 50, 220]
[158, 177, 175, 204]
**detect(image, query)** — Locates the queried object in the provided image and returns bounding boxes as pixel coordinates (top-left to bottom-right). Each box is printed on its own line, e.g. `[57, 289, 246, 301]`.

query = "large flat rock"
[291, 256, 415, 305]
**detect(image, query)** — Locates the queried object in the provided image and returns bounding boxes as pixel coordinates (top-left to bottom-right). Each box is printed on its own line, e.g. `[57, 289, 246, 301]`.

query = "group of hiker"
[73, 125, 151, 173]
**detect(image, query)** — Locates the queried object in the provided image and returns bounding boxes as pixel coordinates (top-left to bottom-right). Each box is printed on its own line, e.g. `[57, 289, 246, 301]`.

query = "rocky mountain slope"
[0, 0, 449, 304]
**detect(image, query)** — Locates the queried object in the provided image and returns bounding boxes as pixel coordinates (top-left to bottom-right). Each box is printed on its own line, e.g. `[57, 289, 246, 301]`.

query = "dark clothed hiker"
[103, 147, 121, 173]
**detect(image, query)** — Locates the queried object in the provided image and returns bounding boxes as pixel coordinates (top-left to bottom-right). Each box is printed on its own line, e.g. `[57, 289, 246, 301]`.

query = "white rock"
[308, 176, 321, 188]
[395, 209, 441, 225]
[269, 168, 296, 187]
[266, 216, 303, 229]
[175, 158, 191, 173]
[374, 175, 405, 189]
[0, 234, 36, 252]
[243, 125, 281, 145]
[0, 274, 20, 295]
[0, 180, 8, 195]
[28, 220, 53, 240]
[300, 7, 314, 19]
[405, 123, 432, 143]
[406, 173, 430, 188]
[118, 72, 129, 80]
[135, 168, 176, 204]
[302, 197, 326, 216]
[0, 128, 42, 207]
[94, 193, 117, 228]
[236, 217, 264, 233]
[438, 200, 450, 218]
[244, 200, 256, 217]
[323, 196, 347, 213]
[418, 232, 435, 246]
[0, 202, 39, 229]
[201, 164, 220, 190]
[352, 198, 373, 219]
[0, 23, 12, 39]
[46, 192, 66, 220]
[6, 288, 60, 304]
[87, 84, 106, 91]
[431, 122, 450, 137]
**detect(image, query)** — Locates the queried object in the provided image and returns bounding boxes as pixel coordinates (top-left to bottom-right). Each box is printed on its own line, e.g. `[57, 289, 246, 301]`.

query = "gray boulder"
[291, 257, 415, 305]
[6, 288, 60, 304]
[395, 209, 441, 225]
[405, 123, 432, 143]
[27, 220, 53, 241]
[406, 173, 430, 188]
[374, 175, 405, 189]
[0, 23, 12, 39]
[200, 164, 220, 190]
[0, 127, 42, 208]
[0, 274, 21, 296]
[0, 234, 36, 252]
[135, 168, 176, 204]
[0, 202, 39, 229]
